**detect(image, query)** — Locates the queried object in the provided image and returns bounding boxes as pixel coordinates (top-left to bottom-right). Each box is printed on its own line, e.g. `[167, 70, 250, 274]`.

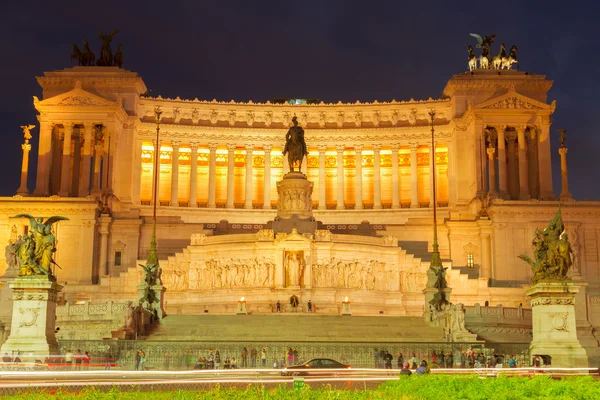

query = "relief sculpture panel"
[311, 258, 399, 291]
[189, 257, 275, 290]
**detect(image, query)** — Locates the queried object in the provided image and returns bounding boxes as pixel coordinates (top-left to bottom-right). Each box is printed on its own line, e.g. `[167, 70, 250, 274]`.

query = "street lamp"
[428, 110, 442, 270]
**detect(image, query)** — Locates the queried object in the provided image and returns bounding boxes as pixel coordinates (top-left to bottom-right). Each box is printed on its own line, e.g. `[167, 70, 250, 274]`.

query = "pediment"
[34, 81, 118, 109]
[475, 89, 554, 111]
[276, 228, 313, 243]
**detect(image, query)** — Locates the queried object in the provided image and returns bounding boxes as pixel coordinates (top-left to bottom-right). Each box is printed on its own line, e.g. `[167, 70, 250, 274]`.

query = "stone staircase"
[147, 314, 445, 342]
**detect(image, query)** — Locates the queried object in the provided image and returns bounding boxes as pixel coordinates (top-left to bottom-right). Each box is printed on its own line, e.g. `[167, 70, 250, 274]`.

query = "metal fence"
[57, 339, 531, 370]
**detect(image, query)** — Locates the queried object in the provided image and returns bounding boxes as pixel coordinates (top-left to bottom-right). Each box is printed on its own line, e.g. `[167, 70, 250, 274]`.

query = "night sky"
[1, 1, 598, 199]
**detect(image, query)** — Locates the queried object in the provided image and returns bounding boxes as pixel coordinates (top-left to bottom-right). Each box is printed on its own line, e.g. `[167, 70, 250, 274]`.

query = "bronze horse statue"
[81, 40, 95, 66]
[283, 116, 308, 173]
[71, 44, 82, 65]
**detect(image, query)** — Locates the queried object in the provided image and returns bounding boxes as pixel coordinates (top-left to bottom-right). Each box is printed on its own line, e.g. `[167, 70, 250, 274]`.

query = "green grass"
[4, 375, 600, 400]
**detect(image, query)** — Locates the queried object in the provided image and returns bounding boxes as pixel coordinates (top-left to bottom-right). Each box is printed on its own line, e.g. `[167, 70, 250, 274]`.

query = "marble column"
[372, 144, 382, 209]
[34, 120, 53, 196]
[226, 144, 236, 209]
[78, 123, 93, 197]
[409, 143, 419, 208]
[506, 132, 518, 199]
[336, 145, 345, 210]
[516, 125, 530, 199]
[318, 145, 327, 210]
[189, 142, 198, 207]
[244, 144, 254, 209]
[559, 147, 572, 199]
[17, 139, 32, 195]
[537, 121, 555, 199]
[92, 141, 103, 196]
[391, 144, 400, 209]
[487, 146, 497, 195]
[58, 123, 73, 197]
[207, 143, 218, 208]
[478, 219, 493, 280]
[495, 125, 508, 198]
[170, 141, 180, 206]
[428, 143, 435, 208]
[263, 145, 272, 209]
[99, 215, 112, 276]
[354, 145, 363, 209]
[151, 139, 161, 205]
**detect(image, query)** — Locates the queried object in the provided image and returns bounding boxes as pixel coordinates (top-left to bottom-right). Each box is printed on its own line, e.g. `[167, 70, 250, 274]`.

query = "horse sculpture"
[283, 116, 308, 173]
[502, 45, 519, 70]
[81, 40, 95, 66]
[467, 45, 477, 71]
[492, 43, 506, 69]
[97, 30, 119, 66]
[71, 44, 82, 65]
[114, 44, 123, 68]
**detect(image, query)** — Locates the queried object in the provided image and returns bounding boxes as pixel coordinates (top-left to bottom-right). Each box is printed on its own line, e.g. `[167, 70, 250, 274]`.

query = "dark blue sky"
[1, 1, 598, 199]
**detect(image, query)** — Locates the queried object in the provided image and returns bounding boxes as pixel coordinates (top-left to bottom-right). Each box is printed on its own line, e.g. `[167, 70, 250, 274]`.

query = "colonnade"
[33, 121, 113, 197]
[140, 141, 452, 209]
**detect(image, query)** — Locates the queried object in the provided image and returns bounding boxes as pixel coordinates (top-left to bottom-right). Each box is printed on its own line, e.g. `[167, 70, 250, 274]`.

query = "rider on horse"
[283, 116, 308, 172]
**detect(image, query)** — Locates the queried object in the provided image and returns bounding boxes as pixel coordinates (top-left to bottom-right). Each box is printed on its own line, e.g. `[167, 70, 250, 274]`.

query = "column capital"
[515, 124, 527, 134]
[21, 143, 32, 152]
[390, 143, 400, 152]
[317, 145, 327, 153]
[263, 144, 273, 153]
[335, 144, 345, 153]
[354, 144, 363, 153]
[486, 147, 496, 159]
[189, 141, 199, 151]
[208, 142, 218, 151]
[558, 147, 568, 156]
[245, 144, 254, 152]
[171, 140, 181, 150]
[227, 144, 237, 152]
[63, 122, 75, 131]
[371, 144, 381, 152]
[408, 142, 419, 152]
[493, 124, 507, 132]
[505, 131, 517, 142]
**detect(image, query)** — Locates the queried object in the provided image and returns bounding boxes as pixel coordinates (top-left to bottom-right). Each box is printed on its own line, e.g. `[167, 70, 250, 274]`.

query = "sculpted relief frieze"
[312, 258, 400, 291]
[188, 257, 276, 291]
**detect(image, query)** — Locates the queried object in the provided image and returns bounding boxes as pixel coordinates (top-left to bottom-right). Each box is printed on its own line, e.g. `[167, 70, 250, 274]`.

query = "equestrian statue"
[468, 33, 518, 71]
[283, 116, 308, 173]
[69, 30, 123, 68]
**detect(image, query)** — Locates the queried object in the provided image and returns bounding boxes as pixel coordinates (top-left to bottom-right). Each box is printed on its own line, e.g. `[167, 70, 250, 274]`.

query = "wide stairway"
[147, 314, 445, 342]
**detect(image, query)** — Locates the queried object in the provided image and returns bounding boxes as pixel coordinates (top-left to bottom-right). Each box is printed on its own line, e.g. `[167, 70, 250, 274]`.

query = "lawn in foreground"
[5, 375, 600, 400]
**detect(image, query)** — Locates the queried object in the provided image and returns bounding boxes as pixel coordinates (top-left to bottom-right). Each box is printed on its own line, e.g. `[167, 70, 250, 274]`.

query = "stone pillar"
[559, 147, 571, 199]
[428, 143, 436, 207]
[0, 276, 63, 360]
[151, 140, 161, 205]
[78, 123, 93, 197]
[189, 142, 198, 207]
[17, 139, 32, 196]
[318, 145, 327, 210]
[244, 144, 254, 209]
[99, 214, 112, 276]
[478, 219, 493, 280]
[170, 141, 180, 206]
[92, 141, 103, 196]
[207, 143, 218, 208]
[410, 143, 419, 208]
[263, 145, 272, 209]
[516, 125, 530, 199]
[506, 132, 518, 199]
[336, 144, 345, 210]
[537, 121, 555, 199]
[372, 144, 382, 209]
[487, 146, 497, 195]
[226, 144, 236, 209]
[34, 120, 53, 196]
[391, 144, 400, 209]
[354, 145, 363, 209]
[58, 123, 73, 197]
[526, 282, 588, 367]
[495, 126, 508, 198]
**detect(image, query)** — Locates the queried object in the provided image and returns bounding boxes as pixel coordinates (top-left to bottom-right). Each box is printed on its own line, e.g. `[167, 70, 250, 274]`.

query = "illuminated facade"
[1, 67, 600, 352]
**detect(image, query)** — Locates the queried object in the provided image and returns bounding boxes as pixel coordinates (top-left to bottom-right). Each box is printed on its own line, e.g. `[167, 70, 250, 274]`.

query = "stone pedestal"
[0, 276, 62, 359]
[273, 172, 317, 234]
[526, 282, 588, 367]
[237, 300, 248, 315]
[341, 301, 351, 316]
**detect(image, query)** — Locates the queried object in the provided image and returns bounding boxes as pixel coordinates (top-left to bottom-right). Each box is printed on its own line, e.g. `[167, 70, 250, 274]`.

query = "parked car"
[281, 358, 351, 376]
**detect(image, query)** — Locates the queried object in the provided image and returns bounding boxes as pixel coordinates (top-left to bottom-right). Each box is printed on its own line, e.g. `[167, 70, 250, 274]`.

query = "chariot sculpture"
[468, 33, 518, 71]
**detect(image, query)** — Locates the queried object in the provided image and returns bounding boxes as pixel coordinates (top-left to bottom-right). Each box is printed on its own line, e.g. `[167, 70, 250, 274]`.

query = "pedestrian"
[307, 300, 312, 313]
[446, 352, 454, 369]
[400, 361, 412, 376]
[215, 351, 221, 369]
[74, 350, 83, 371]
[224, 357, 231, 369]
[384, 351, 393, 369]
[416, 360, 429, 375]
[396, 352, 403, 369]
[139, 350, 147, 371]
[250, 347, 258, 368]
[65, 349, 73, 369]
[261, 348, 267, 367]
[373, 348, 379, 368]
[410, 353, 418, 369]
[83, 352, 91, 369]
[508, 354, 517, 368]
[241, 347, 248, 368]
[292, 348, 298, 364]
[287, 348, 293, 366]
[276, 300, 281, 312]
[431, 350, 437, 365]
[231, 357, 237, 369]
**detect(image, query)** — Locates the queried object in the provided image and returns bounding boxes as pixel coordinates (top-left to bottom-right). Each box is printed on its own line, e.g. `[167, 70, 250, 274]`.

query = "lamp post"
[428, 110, 442, 270]
[148, 107, 162, 266]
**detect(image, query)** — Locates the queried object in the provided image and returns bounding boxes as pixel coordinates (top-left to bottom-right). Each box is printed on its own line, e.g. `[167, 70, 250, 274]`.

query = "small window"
[467, 253, 474, 268]
[114, 251, 122, 267]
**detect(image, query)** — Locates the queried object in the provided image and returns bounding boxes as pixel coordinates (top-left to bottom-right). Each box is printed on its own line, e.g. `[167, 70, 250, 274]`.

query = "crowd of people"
[1, 349, 101, 370]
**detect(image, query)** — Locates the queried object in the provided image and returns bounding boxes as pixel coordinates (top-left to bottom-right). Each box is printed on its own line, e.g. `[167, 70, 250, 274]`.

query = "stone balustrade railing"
[464, 304, 532, 321]
[56, 301, 130, 319]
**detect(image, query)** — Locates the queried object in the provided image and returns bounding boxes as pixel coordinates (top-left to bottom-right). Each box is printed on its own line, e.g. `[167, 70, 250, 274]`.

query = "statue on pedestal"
[519, 209, 573, 283]
[10, 215, 69, 277]
[283, 116, 308, 172]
